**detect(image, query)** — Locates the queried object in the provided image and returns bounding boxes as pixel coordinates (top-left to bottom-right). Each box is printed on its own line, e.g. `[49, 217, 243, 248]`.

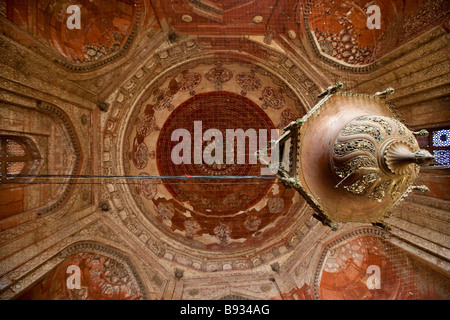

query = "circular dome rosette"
[124, 89, 303, 251]
[156, 92, 275, 216]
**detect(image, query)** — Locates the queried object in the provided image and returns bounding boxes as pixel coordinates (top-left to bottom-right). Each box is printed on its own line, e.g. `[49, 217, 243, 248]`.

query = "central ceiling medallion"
[156, 91, 275, 215]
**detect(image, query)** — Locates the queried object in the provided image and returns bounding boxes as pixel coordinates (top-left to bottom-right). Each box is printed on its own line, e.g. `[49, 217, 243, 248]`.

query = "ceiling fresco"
[2, 0, 158, 69]
[159, 0, 278, 34]
[2, 0, 446, 69]
[0, 0, 448, 302]
[124, 61, 306, 251]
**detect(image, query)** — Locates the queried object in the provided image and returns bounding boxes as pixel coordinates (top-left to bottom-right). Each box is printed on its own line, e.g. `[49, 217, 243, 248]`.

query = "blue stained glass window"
[417, 126, 450, 167]
[433, 150, 450, 166]
[432, 129, 450, 147]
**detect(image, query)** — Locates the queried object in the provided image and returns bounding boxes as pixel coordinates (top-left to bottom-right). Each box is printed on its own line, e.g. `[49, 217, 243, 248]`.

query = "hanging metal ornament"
[257, 83, 434, 231]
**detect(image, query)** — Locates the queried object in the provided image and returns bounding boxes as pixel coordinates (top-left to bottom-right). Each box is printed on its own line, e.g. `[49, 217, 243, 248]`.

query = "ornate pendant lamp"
[258, 83, 434, 230]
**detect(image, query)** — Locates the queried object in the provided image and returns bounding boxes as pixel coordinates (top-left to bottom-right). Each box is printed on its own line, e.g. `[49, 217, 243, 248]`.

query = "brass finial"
[374, 87, 394, 98]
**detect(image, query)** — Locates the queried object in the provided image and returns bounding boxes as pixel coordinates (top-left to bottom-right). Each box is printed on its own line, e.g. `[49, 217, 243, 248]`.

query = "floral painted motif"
[260, 86, 285, 109]
[135, 172, 158, 200]
[244, 215, 261, 231]
[157, 202, 175, 220]
[278, 109, 300, 129]
[130, 138, 149, 170]
[177, 70, 202, 95]
[152, 88, 175, 111]
[136, 112, 158, 137]
[184, 218, 201, 238]
[214, 223, 232, 245]
[236, 71, 262, 96]
[223, 192, 251, 210]
[268, 198, 284, 214]
[205, 65, 233, 90]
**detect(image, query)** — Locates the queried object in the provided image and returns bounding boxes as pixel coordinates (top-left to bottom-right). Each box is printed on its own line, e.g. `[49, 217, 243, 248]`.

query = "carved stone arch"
[0, 134, 42, 183]
[302, 4, 381, 74]
[53, 1, 144, 72]
[58, 241, 149, 299]
[0, 99, 83, 218]
[35, 101, 84, 215]
[299, 0, 449, 75]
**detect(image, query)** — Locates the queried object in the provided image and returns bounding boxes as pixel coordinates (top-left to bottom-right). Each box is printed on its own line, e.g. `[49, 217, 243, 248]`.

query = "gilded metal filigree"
[356, 116, 393, 135]
[369, 179, 393, 200]
[334, 139, 376, 157]
[267, 86, 434, 229]
[393, 119, 406, 135]
[340, 124, 382, 141]
[334, 156, 377, 178]
[390, 179, 404, 199]
[332, 115, 428, 203]
[344, 172, 380, 195]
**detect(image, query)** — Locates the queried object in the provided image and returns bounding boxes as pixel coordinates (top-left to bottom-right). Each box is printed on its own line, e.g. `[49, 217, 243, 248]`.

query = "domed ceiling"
[123, 61, 307, 252]
[1, 0, 158, 70]
[1, 0, 448, 301]
[17, 251, 144, 300]
[45, 0, 139, 65]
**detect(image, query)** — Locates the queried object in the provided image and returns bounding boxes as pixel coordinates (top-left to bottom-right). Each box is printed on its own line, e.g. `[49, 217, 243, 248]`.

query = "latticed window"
[416, 126, 450, 167]
[0, 136, 34, 182]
